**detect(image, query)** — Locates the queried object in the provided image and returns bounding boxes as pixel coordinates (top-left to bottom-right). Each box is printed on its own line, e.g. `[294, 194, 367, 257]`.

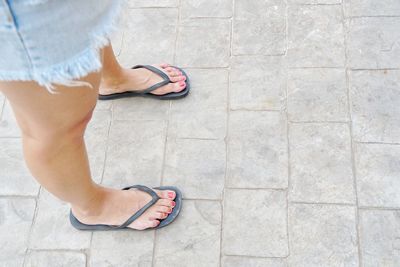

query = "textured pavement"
[1, 0, 400, 266]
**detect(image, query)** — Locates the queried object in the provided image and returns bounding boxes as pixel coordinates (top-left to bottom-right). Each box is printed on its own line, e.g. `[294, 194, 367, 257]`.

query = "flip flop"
[98, 65, 190, 100]
[69, 185, 183, 231]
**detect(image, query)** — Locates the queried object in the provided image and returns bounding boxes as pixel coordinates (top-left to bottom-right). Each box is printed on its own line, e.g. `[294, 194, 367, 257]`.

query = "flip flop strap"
[116, 185, 160, 229]
[131, 65, 171, 95]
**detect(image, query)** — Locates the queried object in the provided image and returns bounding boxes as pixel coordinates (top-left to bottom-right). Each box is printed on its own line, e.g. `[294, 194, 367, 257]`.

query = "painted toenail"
[168, 192, 174, 198]
[171, 201, 176, 207]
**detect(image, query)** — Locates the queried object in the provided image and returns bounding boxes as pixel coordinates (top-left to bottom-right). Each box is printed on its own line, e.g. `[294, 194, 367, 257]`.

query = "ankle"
[71, 185, 109, 217]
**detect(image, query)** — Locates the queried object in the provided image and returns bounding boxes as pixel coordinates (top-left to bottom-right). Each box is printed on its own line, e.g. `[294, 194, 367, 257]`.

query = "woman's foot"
[99, 63, 187, 96]
[71, 186, 177, 230]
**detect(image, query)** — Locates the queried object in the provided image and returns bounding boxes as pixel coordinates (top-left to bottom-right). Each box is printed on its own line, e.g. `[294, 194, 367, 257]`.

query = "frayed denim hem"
[0, 0, 127, 94]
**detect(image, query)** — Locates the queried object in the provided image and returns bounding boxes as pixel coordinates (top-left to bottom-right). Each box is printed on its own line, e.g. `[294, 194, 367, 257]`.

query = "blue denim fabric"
[0, 0, 123, 93]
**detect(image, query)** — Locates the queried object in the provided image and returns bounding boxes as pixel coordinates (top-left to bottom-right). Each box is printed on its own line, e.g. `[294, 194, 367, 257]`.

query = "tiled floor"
[1, 0, 400, 266]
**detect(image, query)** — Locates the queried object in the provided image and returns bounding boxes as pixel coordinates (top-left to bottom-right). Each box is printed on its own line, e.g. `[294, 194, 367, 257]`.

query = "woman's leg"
[99, 44, 187, 95]
[0, 67, 176, 230]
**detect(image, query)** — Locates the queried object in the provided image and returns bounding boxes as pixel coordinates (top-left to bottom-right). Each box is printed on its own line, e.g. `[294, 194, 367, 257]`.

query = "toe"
[155, 189, 176, 200]
[159, 63, 170, 68]
[157, 205, 173, 214]
[147, 220, 160, 229]
[158, 199, 175, 207]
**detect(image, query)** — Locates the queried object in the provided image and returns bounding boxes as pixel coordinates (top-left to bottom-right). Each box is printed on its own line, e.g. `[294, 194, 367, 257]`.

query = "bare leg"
[99, 44, 187, 96]
[0, 62, 176, 230]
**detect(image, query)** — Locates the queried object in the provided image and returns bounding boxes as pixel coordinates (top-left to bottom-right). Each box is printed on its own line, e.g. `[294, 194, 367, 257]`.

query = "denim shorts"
[0, 0, 124, 93]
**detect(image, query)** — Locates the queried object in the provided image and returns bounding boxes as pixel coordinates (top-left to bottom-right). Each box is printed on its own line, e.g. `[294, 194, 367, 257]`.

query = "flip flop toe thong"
[69, 185, 183, 231]
[98, 64, 190, 100]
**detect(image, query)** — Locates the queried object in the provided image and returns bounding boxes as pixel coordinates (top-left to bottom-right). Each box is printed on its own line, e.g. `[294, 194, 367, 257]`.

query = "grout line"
[290, 201, 356, 207]
[358, 206, 400, 211]
[219, 1, 235, 264]
[285, 0, 292, 258]
[341, 2, 363, 266]
[222, 253, 290, 259]
[289, 120, 350, 124]
[355, 141, 400, 146]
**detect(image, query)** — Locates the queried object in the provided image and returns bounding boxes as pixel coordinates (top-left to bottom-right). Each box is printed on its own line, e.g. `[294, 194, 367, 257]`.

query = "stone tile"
[0, 139, 39, 196]
[222, 256, 287, 267]
[176, 19, 231, 68]
[118, 8, 177, 66]
[0, 100, 21, 138]
[170, 69, 228, 112]
[85, 109, 111, 183]
[169, 69, 228, 140]
[289, 0, 340, 3]
[163, 139, 226, 199]
[355, 143, 400, 208]
[289, 123, 355, 204]
[227, 111, 288, 189]
[222, 189, 288, 257]
[344, 0, 400, 17]
[128, 0, 178, 7]
[349, 70, 400, 143]
[0, 92, 4, 111]
[102, 120, 166, 188]
[25, 251, 86, 267]
[30, 190, 91, 250]
[288, 204, 358, 267]
[287, 68, 348, 122]
[95, 99, 113, 111]
[181, 0, 232, 19]
[230, 56, 286, 111]
[0, 198, 36, 267]
[347, 18, 400, 69]
[287, 5, 345, 67]
[233, 0, 286, 55]
[154, 200, 221, 266]
[91, 231, 154, 266]
[168, 110, 227, 140]
[359, 209, 400, 267]
[113, 98, 170, 121]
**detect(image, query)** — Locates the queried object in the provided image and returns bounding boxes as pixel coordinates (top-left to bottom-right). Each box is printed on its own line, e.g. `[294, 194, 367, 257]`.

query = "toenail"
[168, 192, 174, 198]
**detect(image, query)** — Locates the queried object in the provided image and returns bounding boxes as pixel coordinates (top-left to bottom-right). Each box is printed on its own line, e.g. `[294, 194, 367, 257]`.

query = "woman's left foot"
[99, 63, 187, 96]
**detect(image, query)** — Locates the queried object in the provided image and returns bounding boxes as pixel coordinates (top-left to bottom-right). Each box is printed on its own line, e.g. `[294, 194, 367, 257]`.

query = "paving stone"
[289, 123, 355, 204]
[289, 0, 340, 3]
[344, 0, 400, 17]
[233, 0, 286, 55]
[163, 138, 225, 199]
[0, 100, 21, 138]
[176, 19, 231, 68]
[30, 190, 91, 250]
[230, 56, 286, 111]
[128, 0, 178, 7]
[0, 139, 39, 196]
[222, 256, 287, 267]
[359, 209, 400, 267]
[227, 111, 288, 189]
[85, 109, 111, 183]
[287, 5, 345, 67]
[154, 200, 221, 267]
[118, 8, 177, 66]
[349, 70, 400, 143]
[25, 251, 86, 267]
[113, 97, 170, 121]
[287, 68, 348, 122]
[171, 69, 228, 112]
[91, 230, 154, 266]
[169, 69, 228, 140]
[102, 120, 166, 188]
[0, 92, 4, 110]
[347, 17, 400, 69]
[168, 110, 227, 140]
[222, 189, 288, 257]
[0, 198, 35, 267]
[288, 204, 358, 266]
[355, 143, 400, 208]
[181, 0, 232, 19]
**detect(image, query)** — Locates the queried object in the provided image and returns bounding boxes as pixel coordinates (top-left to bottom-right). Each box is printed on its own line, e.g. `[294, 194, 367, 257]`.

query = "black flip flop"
[98, 65, 190, 100]
[69, 185, 183, 231]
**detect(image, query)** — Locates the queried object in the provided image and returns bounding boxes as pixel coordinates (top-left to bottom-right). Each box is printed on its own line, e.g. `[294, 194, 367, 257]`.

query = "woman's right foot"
[71, 186, 177, 230]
